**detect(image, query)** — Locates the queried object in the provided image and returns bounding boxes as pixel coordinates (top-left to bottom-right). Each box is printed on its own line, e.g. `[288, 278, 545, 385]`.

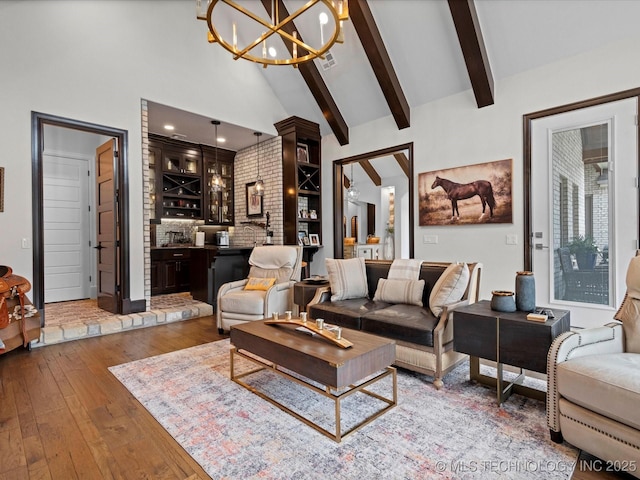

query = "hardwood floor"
[0, 316, 225, 480]
[0, 316, 629, 480]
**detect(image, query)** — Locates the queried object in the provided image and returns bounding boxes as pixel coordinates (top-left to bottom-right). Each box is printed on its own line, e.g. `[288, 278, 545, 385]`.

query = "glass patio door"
[531, 98, 638, 328]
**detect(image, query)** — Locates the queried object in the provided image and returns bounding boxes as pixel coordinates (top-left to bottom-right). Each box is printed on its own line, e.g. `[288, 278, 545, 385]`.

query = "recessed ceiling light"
[217, 137, 226, 143]
[164, 124, 175, 131]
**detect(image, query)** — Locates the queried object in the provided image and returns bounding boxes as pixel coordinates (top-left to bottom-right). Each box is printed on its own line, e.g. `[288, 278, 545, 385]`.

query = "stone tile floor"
[37, 293, 213, 347]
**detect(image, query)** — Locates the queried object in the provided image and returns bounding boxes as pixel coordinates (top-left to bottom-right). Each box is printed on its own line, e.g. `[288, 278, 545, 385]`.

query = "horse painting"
[431, 176, 496, 220]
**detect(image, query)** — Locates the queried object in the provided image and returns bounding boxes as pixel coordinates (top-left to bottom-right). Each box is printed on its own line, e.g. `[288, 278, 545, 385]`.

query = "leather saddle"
[0, 266, 32, 347]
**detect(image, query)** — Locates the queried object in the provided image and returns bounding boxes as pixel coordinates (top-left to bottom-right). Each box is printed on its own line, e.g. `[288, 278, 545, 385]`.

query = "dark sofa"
[308, 260, 482, 389]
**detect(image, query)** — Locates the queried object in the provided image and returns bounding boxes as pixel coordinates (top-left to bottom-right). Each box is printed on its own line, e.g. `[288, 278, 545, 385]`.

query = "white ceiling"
[150, 1, 640, 147]
[147, 101, 275, 151]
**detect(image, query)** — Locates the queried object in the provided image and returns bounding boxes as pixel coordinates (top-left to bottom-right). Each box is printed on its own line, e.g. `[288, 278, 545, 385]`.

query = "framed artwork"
[309, 234, 320, 246]
[246, 182, 263, 217]
[0, 167, 3, 212]
[298, 231, 306, 246]
[418, 158, 513, 226]
[296, 143, 309, 163]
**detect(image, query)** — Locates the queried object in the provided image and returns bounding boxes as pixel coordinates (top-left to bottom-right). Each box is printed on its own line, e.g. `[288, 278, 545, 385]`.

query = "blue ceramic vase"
[515, 271, 536, 312]
[490, 290, 516, 312]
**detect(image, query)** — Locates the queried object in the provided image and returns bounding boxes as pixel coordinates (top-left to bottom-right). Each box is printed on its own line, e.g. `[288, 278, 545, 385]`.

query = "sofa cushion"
[373, 278, 425, 306]
[219, 289, 266, 315]
[361, 304, 439, 347]
[557, 353, 640, 431]
[249, 245, 298, 283]
[309, 298, 390, 330]
[325, 257, 368, 301]
[429, 263, 470, 317]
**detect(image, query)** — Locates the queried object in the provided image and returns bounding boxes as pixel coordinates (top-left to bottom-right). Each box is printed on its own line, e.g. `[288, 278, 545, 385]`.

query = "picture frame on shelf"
[303, 236, 310, 246]
[246, 182, 263, 217]
[296, 143, 309, 163]
[298, 231, 306, 246]
[309, 234, 320, 246]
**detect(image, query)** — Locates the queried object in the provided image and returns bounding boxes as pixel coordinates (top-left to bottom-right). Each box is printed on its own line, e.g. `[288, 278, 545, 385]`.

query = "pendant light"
[346, 162, 360, 202]
[254, 132, 264, 196]
[210, 120, 222, 193]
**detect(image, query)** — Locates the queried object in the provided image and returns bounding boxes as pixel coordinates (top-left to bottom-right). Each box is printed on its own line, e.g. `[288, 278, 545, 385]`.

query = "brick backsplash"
[230, 136, 283, 246]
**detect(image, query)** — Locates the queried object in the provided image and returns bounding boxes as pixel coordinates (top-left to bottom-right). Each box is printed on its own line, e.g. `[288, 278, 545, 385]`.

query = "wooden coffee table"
[230, 319, 397, 442]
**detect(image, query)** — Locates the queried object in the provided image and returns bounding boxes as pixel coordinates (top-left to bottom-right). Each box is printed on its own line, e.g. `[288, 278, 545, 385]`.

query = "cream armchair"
[547, 255, 640, 477]
[217, 246, 303, 333]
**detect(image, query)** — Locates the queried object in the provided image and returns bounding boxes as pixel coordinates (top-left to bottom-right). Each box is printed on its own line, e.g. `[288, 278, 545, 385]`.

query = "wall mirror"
[333, 143, 414, 259]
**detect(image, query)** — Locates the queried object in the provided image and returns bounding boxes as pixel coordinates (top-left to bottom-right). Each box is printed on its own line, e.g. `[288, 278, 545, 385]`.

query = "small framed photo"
[298, 231, 306, 246]
[296, 143, 309, 163]
[246, 182, 263, 217]
[309, 234, 320, 246]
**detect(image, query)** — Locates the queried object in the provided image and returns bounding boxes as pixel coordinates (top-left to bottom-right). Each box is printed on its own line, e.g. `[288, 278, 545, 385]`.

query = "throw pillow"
[325, 257, 368, 301]
[244, 277, 276, 291]
[429, 262, 470, 317]
[373, 278, 425, 306]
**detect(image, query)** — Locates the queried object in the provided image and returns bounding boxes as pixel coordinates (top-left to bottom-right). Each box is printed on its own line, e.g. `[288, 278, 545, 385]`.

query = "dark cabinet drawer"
[151, 248, 191, 295]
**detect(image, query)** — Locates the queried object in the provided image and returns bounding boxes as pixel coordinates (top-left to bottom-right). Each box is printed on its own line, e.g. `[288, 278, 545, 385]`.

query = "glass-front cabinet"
[163, 147, 200, 175]
[203, 145, 235, 225]
[148, 134, 236, 223]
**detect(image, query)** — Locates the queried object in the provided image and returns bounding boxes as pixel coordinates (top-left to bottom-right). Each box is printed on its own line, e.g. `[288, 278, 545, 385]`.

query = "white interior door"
[532, 98, 638, 328]
[43, 155, 93, 303]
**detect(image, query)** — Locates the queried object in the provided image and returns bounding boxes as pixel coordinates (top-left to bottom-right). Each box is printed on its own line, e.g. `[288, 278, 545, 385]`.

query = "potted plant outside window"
[567, 235, 599, 270]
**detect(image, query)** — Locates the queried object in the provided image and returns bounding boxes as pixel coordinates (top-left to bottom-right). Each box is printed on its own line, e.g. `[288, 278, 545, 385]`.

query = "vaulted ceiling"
[150, 0, 640, 155]
[252, 0, 640, 143]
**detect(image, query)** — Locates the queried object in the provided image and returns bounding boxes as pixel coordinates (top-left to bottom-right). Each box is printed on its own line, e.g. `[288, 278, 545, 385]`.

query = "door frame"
[31, 111, 134, 316]
[523, 88, 640, 271]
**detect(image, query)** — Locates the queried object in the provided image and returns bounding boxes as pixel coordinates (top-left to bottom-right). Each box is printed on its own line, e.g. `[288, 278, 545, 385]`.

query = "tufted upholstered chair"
[547, 254, 640, 477]
[216, 246, 303, 333]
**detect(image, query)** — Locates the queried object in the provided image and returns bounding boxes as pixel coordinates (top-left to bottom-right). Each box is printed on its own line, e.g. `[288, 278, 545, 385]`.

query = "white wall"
[321, 36, 640, 300]
[0, 1, 287, 301]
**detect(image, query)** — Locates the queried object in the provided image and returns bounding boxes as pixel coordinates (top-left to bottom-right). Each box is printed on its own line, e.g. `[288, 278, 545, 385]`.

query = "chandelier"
[196, 0, 349, 68]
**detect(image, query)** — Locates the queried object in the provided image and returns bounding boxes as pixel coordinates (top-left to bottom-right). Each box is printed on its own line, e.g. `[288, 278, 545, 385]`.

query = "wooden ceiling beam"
[261, 0, 349, 145]
[447, 0, 494, 108]
[349, 0, 410, 129]
[393, 152, 410, 177]
[359, 160, 382, 186]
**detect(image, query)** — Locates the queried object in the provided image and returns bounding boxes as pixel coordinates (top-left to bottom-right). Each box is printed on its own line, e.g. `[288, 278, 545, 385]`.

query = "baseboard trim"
[122, 298, 146, 314]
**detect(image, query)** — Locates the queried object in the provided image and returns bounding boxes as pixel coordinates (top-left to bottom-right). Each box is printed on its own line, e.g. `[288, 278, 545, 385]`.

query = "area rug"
[109, 340, 578, 479]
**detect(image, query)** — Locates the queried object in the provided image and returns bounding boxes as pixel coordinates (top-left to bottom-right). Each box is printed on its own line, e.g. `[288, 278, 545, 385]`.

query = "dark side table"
[294, 280, 329, 314]
[453, 300, 570, 405]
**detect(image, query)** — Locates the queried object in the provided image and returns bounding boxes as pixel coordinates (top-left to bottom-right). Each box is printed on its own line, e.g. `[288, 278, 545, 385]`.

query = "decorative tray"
[265, 318, 352, 348]
[304, 276, 329, 284]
